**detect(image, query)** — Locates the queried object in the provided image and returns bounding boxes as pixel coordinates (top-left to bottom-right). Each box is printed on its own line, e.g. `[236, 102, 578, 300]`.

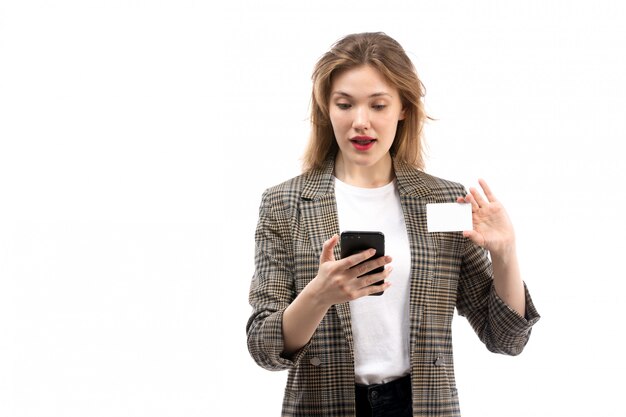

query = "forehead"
[331, 65, 398, 97]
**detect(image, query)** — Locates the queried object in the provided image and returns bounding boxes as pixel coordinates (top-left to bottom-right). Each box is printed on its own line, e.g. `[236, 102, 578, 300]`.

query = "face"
[329, 65, 405, 173]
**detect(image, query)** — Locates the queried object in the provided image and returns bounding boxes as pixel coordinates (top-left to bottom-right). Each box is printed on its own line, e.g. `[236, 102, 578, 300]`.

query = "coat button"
[434, 355, 445, 366]
[309, 357, 321, 366]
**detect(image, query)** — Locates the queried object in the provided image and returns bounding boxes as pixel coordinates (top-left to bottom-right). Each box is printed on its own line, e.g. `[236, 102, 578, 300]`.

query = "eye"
[336, 103, 351, 110]
[372, 104, 387, 111]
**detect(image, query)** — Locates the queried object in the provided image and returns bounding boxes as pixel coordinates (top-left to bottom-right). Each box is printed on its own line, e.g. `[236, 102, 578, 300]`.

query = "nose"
[352, 106, 370, 130]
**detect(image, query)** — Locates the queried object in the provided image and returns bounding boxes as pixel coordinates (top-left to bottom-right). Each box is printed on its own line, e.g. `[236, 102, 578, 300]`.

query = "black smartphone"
[340, 231, 385, 296]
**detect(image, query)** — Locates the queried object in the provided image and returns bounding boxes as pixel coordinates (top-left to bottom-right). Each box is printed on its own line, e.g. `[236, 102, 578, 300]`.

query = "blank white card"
[426, 203, 473, 232]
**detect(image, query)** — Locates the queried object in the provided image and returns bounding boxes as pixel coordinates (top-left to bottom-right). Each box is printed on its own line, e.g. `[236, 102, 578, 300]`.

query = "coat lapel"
[299, 157, 355, 351]
[393, 159, 436, 356]
[300, 157, 340, 259]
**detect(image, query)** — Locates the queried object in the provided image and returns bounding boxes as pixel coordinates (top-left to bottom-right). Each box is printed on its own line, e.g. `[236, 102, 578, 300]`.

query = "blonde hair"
[302, 32, 429, 172]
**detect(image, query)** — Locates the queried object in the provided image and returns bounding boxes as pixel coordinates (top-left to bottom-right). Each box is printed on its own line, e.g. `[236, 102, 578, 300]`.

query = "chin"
[355, 153, 387, 166]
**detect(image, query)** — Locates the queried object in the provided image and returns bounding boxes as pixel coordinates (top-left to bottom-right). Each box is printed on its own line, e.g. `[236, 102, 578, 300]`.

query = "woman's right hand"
[305, 234, 393, 307]
[281, 234, 392, 356]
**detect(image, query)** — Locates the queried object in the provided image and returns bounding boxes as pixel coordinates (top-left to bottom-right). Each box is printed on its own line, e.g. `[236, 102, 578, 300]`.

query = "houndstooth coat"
[247, 156, 540, 416]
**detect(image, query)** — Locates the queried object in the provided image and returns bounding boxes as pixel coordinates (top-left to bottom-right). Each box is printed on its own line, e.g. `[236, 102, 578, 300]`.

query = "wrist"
[300, 281, 332, 312]
[489, 237, 516, 261]
[490, 243, 518, 271]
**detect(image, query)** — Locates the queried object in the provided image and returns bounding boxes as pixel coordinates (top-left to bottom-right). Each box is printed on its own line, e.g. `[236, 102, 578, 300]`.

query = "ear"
[398, 107, 406, 121]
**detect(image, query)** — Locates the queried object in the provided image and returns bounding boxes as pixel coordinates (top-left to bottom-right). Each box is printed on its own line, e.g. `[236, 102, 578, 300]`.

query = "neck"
[334, 152, 394, 188]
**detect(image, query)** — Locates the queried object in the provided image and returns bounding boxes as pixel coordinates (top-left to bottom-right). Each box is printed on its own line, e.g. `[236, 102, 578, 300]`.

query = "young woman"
[247, 32, 540, 417]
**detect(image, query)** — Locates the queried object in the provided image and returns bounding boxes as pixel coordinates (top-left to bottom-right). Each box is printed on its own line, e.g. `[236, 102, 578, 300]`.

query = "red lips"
[350, 136, 376, 151]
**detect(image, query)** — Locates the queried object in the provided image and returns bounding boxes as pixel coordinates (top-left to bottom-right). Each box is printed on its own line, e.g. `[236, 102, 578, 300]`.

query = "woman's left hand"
[457, 179, 516, 256]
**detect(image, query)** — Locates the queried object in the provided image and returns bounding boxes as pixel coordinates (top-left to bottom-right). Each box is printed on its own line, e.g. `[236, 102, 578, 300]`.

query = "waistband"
[355, 374, 411, 407]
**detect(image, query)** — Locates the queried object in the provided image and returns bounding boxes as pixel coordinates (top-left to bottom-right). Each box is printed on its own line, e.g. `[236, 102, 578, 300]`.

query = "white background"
[1, 1, 625, 416]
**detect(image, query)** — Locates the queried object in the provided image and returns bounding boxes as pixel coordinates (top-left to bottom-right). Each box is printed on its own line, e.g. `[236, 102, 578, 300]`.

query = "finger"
[362, 266, 393, 287]
[469, 186, 488, 208]
[348, 255, 392, 277]
[463, 191, 479, 210]
[339, 248, 375, 269]
[365, 280, 391, 296]
[358, 272, 392, 296]
[478, 178, 497, 202]
[319, 234, 339, 264]
[463, 229, 485, 247]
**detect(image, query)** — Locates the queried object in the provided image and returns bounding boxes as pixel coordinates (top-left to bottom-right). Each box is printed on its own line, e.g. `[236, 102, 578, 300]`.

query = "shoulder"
[258, 172, 310, 212]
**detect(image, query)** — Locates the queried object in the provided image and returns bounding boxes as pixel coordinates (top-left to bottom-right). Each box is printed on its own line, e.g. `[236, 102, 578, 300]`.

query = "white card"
[426, 203, 472, 232]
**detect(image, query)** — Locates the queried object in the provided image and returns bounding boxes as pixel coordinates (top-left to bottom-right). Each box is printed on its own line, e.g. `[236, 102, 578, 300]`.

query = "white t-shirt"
[334, 177, 411, 385]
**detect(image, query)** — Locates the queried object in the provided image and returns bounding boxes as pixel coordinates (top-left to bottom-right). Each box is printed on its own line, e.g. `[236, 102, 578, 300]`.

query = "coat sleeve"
[456, 240, 540, 356]
[246, 189, 310, 371]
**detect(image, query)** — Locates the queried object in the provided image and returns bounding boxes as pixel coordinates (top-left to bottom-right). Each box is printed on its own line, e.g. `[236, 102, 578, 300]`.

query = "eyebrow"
[331, 91, 393, 98]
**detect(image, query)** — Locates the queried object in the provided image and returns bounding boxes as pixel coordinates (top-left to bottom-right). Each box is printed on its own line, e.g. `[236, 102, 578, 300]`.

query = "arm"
[456, 179, 540, 355]
[247, 191, 392, 368]
[490, 244, 525, 317]
[246, 190, 298, 371]
[457, 242, 539, 355]
[458, 179, 524, 316]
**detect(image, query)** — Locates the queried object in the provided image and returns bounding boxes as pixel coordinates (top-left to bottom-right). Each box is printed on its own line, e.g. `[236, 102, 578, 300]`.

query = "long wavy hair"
[302, 32, 430, 172]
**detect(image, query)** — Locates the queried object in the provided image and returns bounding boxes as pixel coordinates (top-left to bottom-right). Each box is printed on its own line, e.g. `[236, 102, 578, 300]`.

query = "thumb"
[463, 230, 485, 248]
[320, 234, 339, 264]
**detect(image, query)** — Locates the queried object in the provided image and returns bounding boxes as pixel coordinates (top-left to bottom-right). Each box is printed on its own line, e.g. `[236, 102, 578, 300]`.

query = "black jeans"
[355, 374, 412, 417]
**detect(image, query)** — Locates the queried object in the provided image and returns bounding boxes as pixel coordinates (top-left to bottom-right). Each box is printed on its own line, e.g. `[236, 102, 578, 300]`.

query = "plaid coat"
[247, 156, 540, 416]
